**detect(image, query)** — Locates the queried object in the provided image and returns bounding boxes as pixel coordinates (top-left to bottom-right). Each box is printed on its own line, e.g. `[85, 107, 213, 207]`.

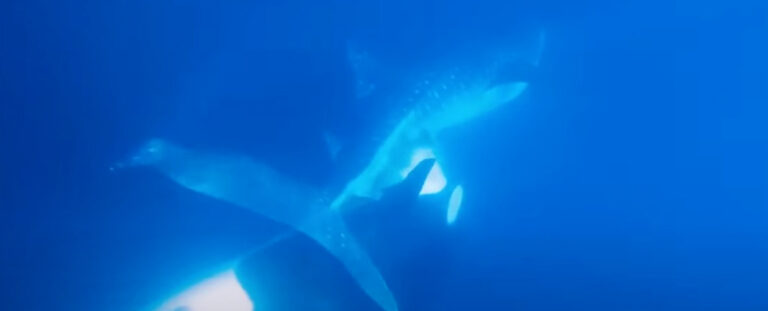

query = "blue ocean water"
[1, 0, 767, 310]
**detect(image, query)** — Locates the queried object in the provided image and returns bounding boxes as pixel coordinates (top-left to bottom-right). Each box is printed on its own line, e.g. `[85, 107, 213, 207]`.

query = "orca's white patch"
[447, 185, 463, 224]
[400, 148, 447, 195]
[154, 269, 253, 311]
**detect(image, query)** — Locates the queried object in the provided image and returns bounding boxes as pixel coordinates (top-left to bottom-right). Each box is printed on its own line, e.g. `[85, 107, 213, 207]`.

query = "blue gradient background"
[1, 0, 767, 310]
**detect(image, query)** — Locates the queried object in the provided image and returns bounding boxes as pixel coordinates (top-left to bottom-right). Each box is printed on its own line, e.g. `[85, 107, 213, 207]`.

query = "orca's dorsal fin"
[341, 157, 435, 217]
[383, 158, 436, 202]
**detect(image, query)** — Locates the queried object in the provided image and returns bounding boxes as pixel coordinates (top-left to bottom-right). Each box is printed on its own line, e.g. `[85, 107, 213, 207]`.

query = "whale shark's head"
[483, 59, 533, 104]
[413, 64, 532, 134]
[399, 31, 545, 133]
[476, 31, 545, 110]
[484, 57, 536, 104]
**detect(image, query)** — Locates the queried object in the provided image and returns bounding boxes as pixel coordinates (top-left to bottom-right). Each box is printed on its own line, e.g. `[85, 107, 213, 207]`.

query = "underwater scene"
[1, 0, 766, 310]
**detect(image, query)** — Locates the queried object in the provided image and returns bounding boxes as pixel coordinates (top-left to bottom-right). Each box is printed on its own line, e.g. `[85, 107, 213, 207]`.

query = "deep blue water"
[2, 0, 767, 310]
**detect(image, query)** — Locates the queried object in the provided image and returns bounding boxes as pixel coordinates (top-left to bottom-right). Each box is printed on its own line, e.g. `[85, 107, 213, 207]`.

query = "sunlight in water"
[154, 269, 253, 311]
[400, 148, 447, 195]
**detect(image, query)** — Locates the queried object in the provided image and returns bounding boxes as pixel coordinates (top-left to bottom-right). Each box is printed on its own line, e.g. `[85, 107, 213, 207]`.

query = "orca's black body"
[235, 231, 383, 311]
